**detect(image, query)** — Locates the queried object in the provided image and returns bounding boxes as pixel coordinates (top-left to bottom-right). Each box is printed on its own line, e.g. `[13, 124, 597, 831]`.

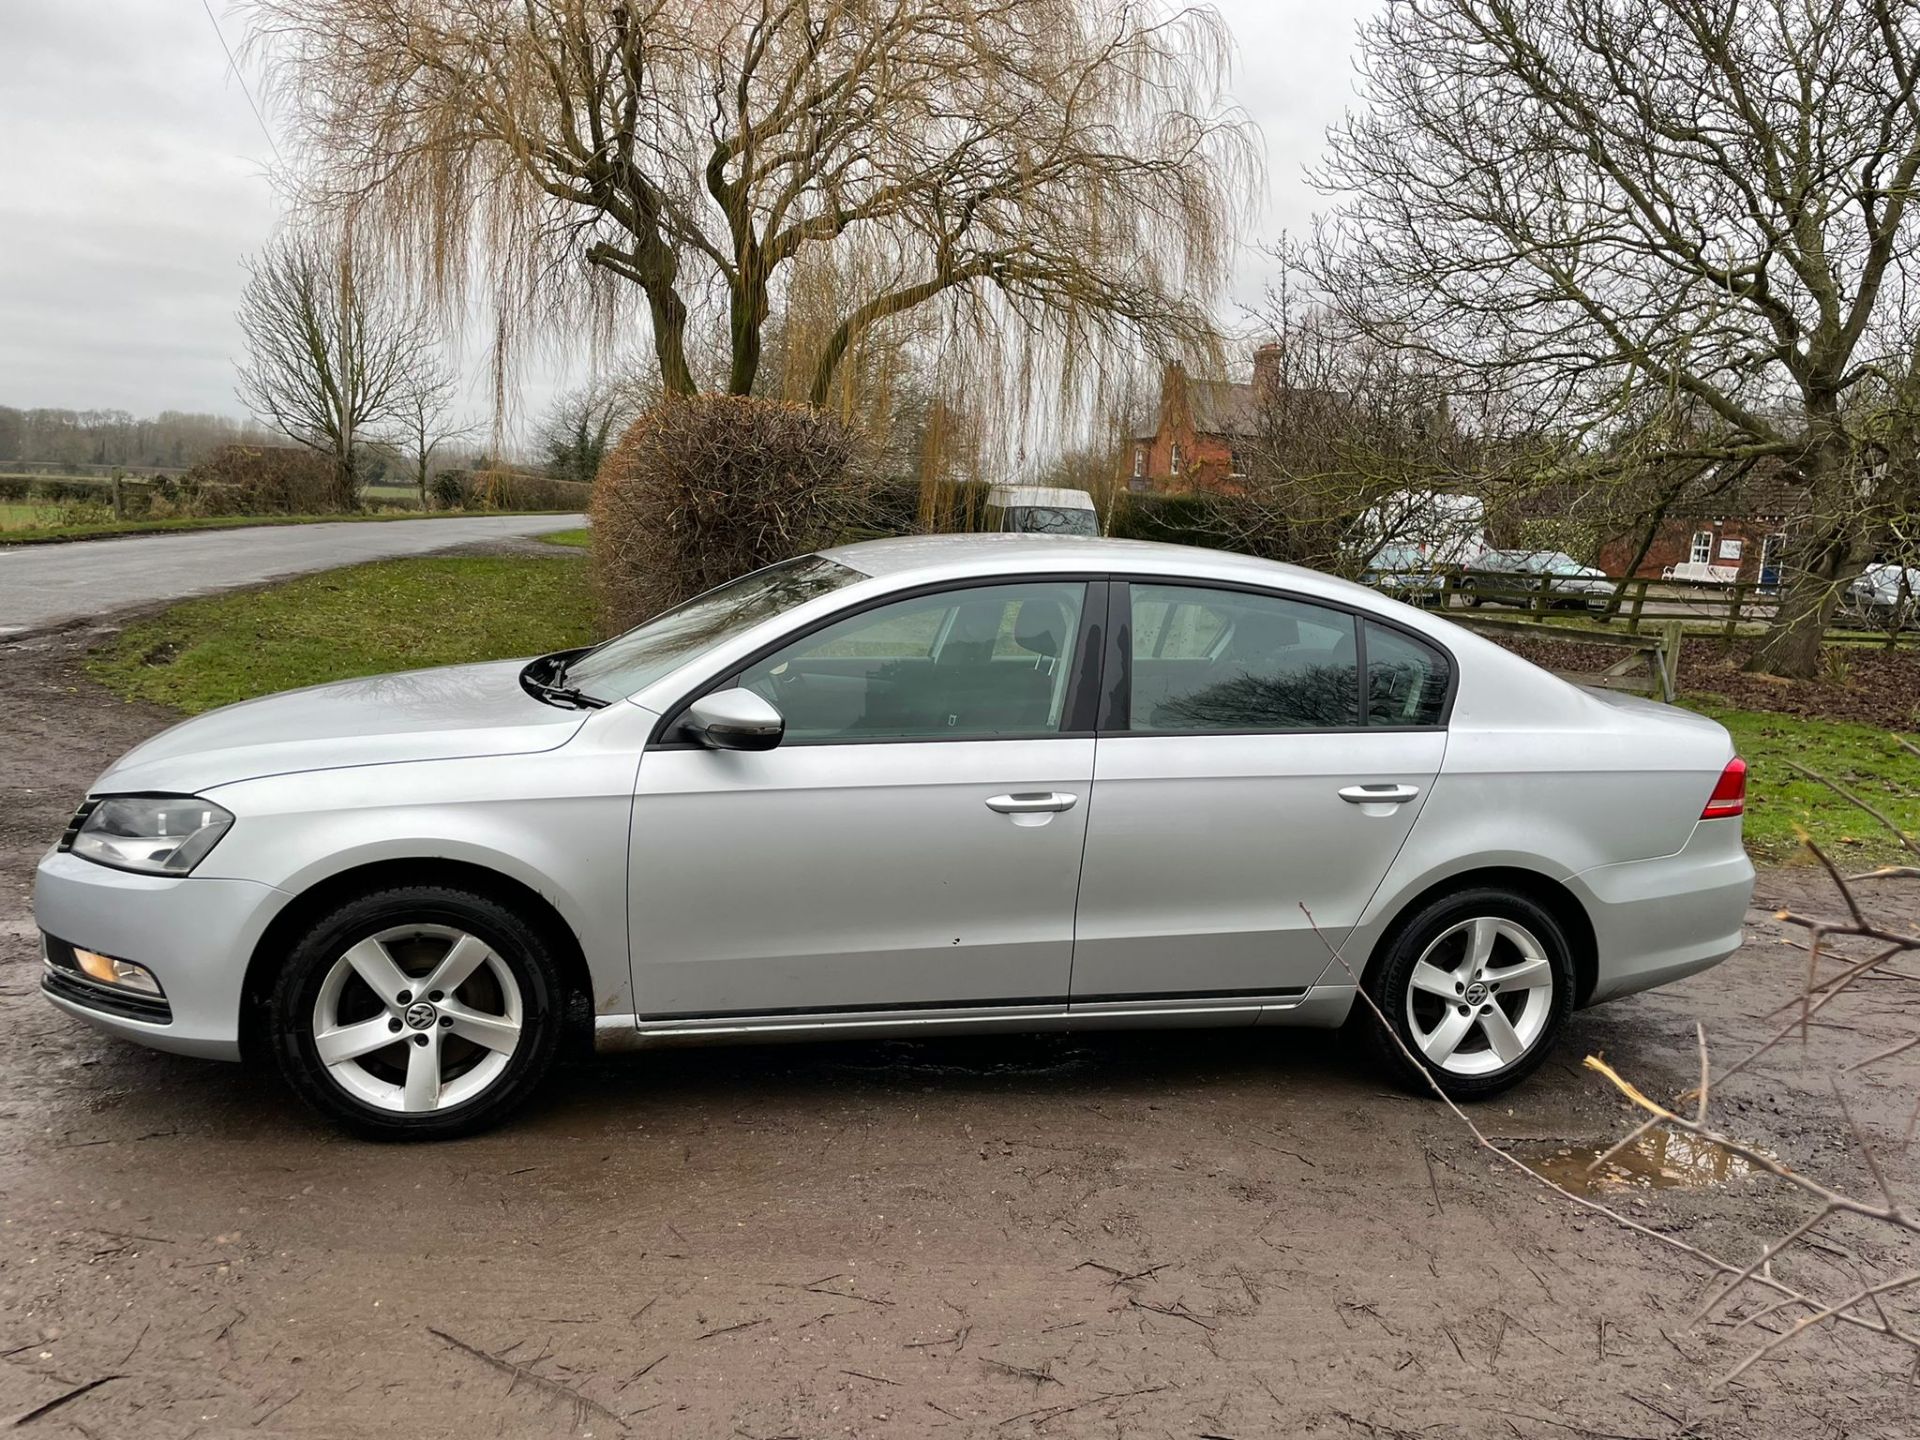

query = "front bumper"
[1570, 820, 1756, 1005]
[32, 849, 284, 1061]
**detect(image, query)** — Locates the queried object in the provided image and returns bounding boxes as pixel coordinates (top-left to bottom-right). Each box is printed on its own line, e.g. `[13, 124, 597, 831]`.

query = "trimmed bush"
[472, 469, 593, 512]
[1107, 490, 1318, 563]
[183, 444, 341, 514]
[591, 396, 872, 630]
[429, 469, 471, 510]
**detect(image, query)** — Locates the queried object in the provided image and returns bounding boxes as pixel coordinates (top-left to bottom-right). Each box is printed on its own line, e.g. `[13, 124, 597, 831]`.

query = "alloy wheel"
[310, 924, 523, 1113]
[1403, 916, 1554, 1077]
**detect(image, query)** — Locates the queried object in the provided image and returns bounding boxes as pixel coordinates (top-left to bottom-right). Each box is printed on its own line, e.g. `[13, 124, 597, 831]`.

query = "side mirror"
[684, 687, 785, 751]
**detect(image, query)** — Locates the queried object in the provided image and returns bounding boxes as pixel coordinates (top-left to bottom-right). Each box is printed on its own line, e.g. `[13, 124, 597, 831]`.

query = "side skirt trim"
[593, 987, 1352, 1050]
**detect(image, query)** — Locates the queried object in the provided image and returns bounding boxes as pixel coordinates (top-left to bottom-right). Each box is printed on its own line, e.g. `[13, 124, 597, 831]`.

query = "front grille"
[41, 935, 172, 1024]
[58, 799, 98, 852]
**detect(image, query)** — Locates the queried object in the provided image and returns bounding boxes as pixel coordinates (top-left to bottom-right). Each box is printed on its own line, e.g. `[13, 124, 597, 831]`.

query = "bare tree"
[1314, 0, 1920, 678]
[235, 233, 436, 510]
[387, 362, 475, 505]
[249, 0, 1256, 413]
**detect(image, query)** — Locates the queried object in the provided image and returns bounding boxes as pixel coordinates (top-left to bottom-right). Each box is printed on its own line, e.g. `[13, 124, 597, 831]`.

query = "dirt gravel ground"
[3, 612, 1919, 1439]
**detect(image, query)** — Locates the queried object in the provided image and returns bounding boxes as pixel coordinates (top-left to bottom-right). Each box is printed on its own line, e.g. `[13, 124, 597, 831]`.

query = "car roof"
[819, 533, 1381, 604]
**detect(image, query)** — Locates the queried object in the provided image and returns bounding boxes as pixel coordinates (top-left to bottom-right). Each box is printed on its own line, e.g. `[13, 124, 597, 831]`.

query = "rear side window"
[1365, 621, 1450, 726]
[1128, 584, 1359, 731]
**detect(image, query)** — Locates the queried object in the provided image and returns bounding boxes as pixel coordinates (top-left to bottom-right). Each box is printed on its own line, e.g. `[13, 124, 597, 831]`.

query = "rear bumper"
[32, 849, 283, 1061]
[1569, 820, 1755, 1005]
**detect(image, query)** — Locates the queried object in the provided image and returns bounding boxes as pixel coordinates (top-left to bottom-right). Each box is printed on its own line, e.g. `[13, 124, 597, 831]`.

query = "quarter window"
[1128, 584, 1359, 731]
[1365, 621, 1450, 726]
[735, 582, 1087, 743]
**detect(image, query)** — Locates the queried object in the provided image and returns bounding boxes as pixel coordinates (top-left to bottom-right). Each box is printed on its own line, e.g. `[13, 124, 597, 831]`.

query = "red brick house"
[1130, 347, 1284, 493]
[1593, 465, 1803, 584]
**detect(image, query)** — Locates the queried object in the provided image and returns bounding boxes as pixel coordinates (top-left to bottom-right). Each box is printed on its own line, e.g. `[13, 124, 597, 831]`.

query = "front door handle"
[1339, 783, 1421, 805]
[986, 792, 1079, 814]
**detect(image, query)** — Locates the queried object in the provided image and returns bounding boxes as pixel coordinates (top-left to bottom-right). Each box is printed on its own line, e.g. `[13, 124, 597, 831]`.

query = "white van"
[983, 485, 1100, 537]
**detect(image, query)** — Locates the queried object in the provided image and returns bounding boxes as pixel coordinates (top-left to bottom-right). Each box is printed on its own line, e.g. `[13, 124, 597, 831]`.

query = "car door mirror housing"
[685, 688, 785, 751]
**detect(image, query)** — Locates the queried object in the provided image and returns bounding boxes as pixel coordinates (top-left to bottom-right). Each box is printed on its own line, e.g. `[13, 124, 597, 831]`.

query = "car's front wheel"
[269, 885, 565, 1139]
[1361, 888, 1573, 1100]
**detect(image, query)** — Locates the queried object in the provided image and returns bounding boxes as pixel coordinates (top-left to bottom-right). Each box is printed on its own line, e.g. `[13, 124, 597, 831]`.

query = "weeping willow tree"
[249, 0, 1254, 433]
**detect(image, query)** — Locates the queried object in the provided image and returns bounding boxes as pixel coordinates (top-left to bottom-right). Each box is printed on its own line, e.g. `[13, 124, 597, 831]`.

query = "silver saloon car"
[35, 536, 1755, 1138]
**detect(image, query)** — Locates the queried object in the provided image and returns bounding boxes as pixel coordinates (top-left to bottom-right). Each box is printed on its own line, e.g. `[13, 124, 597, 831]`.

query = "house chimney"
[1252, 343, 1283, 395]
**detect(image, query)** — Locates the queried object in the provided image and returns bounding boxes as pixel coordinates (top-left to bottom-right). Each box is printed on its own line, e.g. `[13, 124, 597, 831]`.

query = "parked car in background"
[1845, 562, 1920, 628]
[983, 485, 1099, 536]
[1361, 544, 1444, 606]
[1461, 550, 1612, 610]
[36, 536, 1751, 1138]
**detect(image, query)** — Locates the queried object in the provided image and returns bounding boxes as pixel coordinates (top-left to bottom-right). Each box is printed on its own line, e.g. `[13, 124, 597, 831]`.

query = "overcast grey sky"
[0, 1, 1377, 428]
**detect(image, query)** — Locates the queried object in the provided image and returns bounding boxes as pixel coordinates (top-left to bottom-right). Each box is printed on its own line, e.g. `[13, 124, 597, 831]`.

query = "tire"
[1462, 582, 1484, 608]
[1360, 887, 1574, 1101]
[269, 885, 566, 1140]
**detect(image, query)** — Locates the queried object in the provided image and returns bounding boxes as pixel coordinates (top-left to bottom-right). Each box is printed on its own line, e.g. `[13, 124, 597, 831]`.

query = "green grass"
[539, 527, 592, 548]
[1683, 699, 1920, 862]
[0, 499, 61, 530]
[91, 552, 594, 714]
[0, 509, 575, 546]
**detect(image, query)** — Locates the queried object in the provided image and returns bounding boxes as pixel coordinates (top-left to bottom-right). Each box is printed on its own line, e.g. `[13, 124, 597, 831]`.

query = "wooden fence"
[1446, 613, 1685, 702]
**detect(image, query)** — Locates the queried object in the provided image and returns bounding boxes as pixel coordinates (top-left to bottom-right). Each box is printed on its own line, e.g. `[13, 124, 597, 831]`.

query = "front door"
[1071, 582, 1451, 1004]
[628, 579, 1100, 1018]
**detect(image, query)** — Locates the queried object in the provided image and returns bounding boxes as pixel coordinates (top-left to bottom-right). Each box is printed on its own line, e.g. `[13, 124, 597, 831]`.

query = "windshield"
[1002, 505, 1098, 536]
[563, 555, 863, 701]
[1540, 553, 1586, 574]
[1370, 546, 1423, 569]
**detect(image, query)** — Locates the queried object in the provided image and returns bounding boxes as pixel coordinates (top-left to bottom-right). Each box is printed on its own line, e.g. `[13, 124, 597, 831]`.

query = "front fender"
[198, 744, 644, 1017]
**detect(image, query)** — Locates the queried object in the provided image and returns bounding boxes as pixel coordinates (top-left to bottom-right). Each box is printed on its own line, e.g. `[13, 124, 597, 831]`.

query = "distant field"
[0, 500, 61, 531]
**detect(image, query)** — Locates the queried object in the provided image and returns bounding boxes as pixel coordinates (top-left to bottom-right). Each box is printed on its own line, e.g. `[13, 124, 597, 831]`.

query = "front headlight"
[68, 796, 234, 875]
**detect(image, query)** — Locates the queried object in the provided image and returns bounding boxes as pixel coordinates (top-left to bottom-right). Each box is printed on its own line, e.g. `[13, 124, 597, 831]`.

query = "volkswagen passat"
[36, 536, 1754, 1138]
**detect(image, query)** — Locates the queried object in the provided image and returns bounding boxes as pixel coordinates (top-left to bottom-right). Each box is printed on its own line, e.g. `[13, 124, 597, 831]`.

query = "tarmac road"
[0, 513, 586, 634]
[1, 618, 1914, 1437]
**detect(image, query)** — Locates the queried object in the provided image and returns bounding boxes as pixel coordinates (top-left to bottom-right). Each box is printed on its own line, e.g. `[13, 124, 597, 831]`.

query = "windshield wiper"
[519, 651, 608, 710]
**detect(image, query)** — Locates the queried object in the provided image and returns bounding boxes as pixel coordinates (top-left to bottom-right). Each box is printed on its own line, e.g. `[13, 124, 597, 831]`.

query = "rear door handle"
[1338, 783, 1421, 805]
[986, 792, 1079, 814]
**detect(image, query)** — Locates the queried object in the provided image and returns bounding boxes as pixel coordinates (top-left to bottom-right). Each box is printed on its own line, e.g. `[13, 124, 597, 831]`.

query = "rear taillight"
[1702, 757, 1747, 819]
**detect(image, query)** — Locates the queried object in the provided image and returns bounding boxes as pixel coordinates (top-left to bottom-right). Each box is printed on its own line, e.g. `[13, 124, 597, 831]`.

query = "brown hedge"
[589, 395, 872, 631]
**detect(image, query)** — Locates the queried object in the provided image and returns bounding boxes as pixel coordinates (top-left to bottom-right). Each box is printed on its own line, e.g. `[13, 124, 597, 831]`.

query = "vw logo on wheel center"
[404, 1001, 438, 1030]
[1462, 981, 1489, 1007]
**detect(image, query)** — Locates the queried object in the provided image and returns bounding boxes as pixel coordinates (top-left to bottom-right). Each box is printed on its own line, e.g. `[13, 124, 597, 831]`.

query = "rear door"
[1070, 581, 1452, 1007]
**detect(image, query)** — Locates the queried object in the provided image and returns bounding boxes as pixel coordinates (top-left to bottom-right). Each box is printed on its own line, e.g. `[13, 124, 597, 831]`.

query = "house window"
[1228, 447, 1245, 478]
[1690, 530, 1714, 565]
[1170, 442, 1183, 478]
[1134, 445, 1146, 480]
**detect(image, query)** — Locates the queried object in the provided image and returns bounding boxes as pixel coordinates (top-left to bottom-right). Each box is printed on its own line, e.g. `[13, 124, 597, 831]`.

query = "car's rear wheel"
[1361, 888, 1573, 1100]
[269, 886, 564, 1139]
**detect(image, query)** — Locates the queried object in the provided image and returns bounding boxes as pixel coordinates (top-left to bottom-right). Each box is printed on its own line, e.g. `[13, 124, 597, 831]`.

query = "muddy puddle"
[1513, 1130, 1760, 1194]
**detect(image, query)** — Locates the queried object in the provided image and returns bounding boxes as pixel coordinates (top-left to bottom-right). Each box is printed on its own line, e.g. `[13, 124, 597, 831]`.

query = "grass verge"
[91, 552, 594, 714]
[1683, 698, 1920, 863]
[0, 509, 579, 546]
[539, 527, 592, 548]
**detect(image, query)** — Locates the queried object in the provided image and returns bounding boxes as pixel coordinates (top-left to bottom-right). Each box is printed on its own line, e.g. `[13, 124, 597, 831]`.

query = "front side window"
[1128, 584, 1358, 731]
[568, 555, 861, 701]
[736, 582, 1087, 742]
